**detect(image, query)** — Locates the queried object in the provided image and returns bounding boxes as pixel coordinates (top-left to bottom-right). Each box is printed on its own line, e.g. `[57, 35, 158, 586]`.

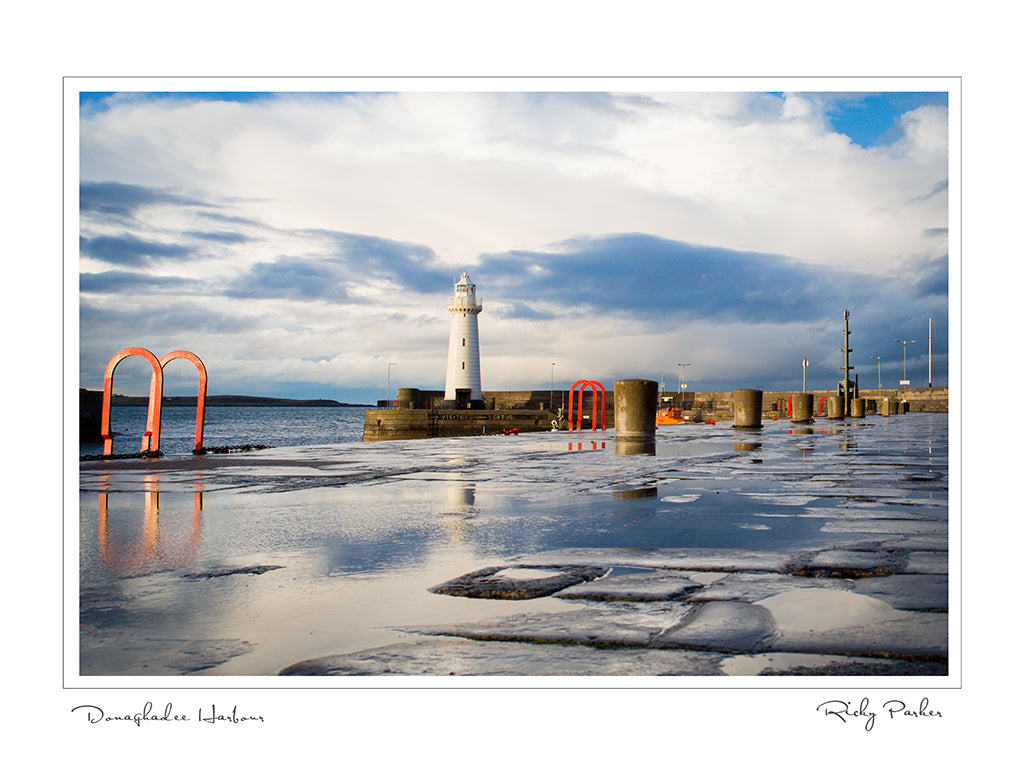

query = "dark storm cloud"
[80, 234, 195, 266]
[913, 254, 949, 298]
[80, 270, 202, 294]
[223, 258, 360, 303]
[223, 231, 451, 303]
[80, 181, 211, 218]
[311, 230, 452, 293]
[474, 233, 850, 323]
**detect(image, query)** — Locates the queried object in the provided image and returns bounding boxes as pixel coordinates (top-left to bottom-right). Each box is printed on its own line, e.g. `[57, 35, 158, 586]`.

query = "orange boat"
[656, 408, 712, 426]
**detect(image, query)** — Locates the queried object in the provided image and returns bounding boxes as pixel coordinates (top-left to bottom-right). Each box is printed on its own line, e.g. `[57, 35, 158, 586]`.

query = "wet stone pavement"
[79, 413, 949, 678]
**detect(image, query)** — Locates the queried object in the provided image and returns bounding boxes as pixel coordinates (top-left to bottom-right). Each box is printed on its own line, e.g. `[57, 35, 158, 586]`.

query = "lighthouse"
[444, 272, 483, 407]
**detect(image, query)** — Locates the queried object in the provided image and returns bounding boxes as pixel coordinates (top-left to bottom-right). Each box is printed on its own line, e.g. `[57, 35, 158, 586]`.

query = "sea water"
[82, 405, 369, 456]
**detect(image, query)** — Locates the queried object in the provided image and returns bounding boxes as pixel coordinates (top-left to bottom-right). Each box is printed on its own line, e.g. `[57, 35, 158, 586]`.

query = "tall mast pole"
[928, 318, 933, 388]
[841, 310, 853, 416]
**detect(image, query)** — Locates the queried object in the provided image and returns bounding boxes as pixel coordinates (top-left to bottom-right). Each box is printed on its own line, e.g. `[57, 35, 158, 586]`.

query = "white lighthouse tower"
[444, 272, 483, 406]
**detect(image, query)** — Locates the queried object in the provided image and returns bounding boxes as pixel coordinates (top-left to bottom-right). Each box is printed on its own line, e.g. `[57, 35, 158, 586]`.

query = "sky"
[76, 85, 952, 404]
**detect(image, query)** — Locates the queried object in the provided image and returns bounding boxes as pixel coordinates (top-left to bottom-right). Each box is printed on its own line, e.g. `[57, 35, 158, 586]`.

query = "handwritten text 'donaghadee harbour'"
[816, 697, 942, 731]
[71, 702, 264, 726]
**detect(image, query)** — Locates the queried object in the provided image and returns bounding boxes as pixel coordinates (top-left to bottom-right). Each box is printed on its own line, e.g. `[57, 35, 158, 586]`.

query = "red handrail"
[567, 379, 606, 430]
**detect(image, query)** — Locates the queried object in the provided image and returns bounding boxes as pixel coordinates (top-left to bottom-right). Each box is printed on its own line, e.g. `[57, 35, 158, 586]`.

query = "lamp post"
[893, 339, 916, 388]
[550, 362, 555, 412]
[677, 362, 691, 392]
[802, 358, 809, 392]
[871, 356, 881, 389]
[387, 361, 397, 408]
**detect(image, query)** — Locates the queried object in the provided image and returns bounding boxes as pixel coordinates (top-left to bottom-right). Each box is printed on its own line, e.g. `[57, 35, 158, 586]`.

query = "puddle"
[489, 567, 566, 581]
[721, 652, 864, 676]
[756, 588, 898, 631]
[654, 439, 733, 458]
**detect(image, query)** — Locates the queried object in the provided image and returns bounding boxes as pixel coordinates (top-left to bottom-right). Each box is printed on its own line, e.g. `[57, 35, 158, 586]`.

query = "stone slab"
[800, 549, 896, 575]
[555, 570, 703, 601]
[521, 547, 793, 573]
[689, 572, 853, 603]
[279, 637, 726, 676]
[652, 601, 776, 653]
[401, 602, 695, 647]
[429, 564, 608, 600]
[820, 520, 948, 536]
[851, 574, 948, 611]
[905, 551, 948, 574]
[765, 611, 947, 658]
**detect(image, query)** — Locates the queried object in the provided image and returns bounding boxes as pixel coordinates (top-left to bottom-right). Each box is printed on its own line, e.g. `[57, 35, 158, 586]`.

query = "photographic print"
[72, 79, 955, 684]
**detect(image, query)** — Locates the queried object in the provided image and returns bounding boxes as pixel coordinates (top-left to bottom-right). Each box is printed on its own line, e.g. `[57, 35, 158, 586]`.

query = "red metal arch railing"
[160, 350, 208, 453]
[101, 347, 164, 455]
[567, 379, 606, 431]
[100, 347, 207, 456]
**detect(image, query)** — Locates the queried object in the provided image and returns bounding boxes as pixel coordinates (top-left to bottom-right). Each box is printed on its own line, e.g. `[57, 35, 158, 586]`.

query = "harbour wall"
[364, 386, 949, 441]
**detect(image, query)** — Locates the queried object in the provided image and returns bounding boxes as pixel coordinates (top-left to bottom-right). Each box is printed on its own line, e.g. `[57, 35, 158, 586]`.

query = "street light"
[870, 356, 882, 389]
[385, 362, 397, 409]
[893, 339, 916, 387]
[550, 362, 556, 411]
[676, 362, 691, 394]
[802, 358, 809, 392]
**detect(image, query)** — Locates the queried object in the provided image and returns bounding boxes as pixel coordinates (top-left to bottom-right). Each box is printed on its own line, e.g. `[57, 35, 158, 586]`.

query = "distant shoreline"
[105, 394, 371, 408]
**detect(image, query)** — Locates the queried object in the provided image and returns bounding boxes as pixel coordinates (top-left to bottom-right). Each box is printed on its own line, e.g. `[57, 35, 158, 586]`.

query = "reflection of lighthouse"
[444, 272, 483, 406]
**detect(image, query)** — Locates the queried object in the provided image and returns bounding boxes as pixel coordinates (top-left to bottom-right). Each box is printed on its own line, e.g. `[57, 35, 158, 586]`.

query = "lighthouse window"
[462, 338, 465, 346]
[462, 362, 465, 369]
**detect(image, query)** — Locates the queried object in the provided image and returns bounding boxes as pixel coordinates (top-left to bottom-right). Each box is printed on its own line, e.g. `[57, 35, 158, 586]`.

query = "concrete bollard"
[850, 398, 866, 418]
[733, 389, 763, 428]
[613, 379, 658, 454]
[879, 397, 890, 416]
[827, 395, 845, 419]
[396, 388, 419, 409]
[791, 392, 814, 423]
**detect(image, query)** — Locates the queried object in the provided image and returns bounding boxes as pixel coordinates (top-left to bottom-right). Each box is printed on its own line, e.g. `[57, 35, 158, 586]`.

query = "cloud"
[909, 178, 949, 204]
[475, 233, 851, 324]
[76, 88, 952, 397]
[223, 257, 360, 302]
[913, 254, 950, 298]
[80, 181, 210, 218]
[222, 230, 451, 303]
[80, 270, 202, 294]
[182, 230, 252, 244]
[80, 234, 195, 266]
[310, 230, 452, 293]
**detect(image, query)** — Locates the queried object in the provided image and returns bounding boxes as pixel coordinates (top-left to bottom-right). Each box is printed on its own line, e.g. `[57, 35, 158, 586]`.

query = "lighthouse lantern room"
[443, 272, 483, 407]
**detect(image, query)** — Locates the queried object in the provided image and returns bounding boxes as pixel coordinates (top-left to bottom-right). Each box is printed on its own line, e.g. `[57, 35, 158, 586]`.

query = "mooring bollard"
[827, 395, 845, 419]
[614, 379, 658, 454]
[791, 392, 814, 424]
[733, 389, 763, 428]
[879, 397, 890, 416]
[850, 397, 866, 418]
[397, 388, 419, 409]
